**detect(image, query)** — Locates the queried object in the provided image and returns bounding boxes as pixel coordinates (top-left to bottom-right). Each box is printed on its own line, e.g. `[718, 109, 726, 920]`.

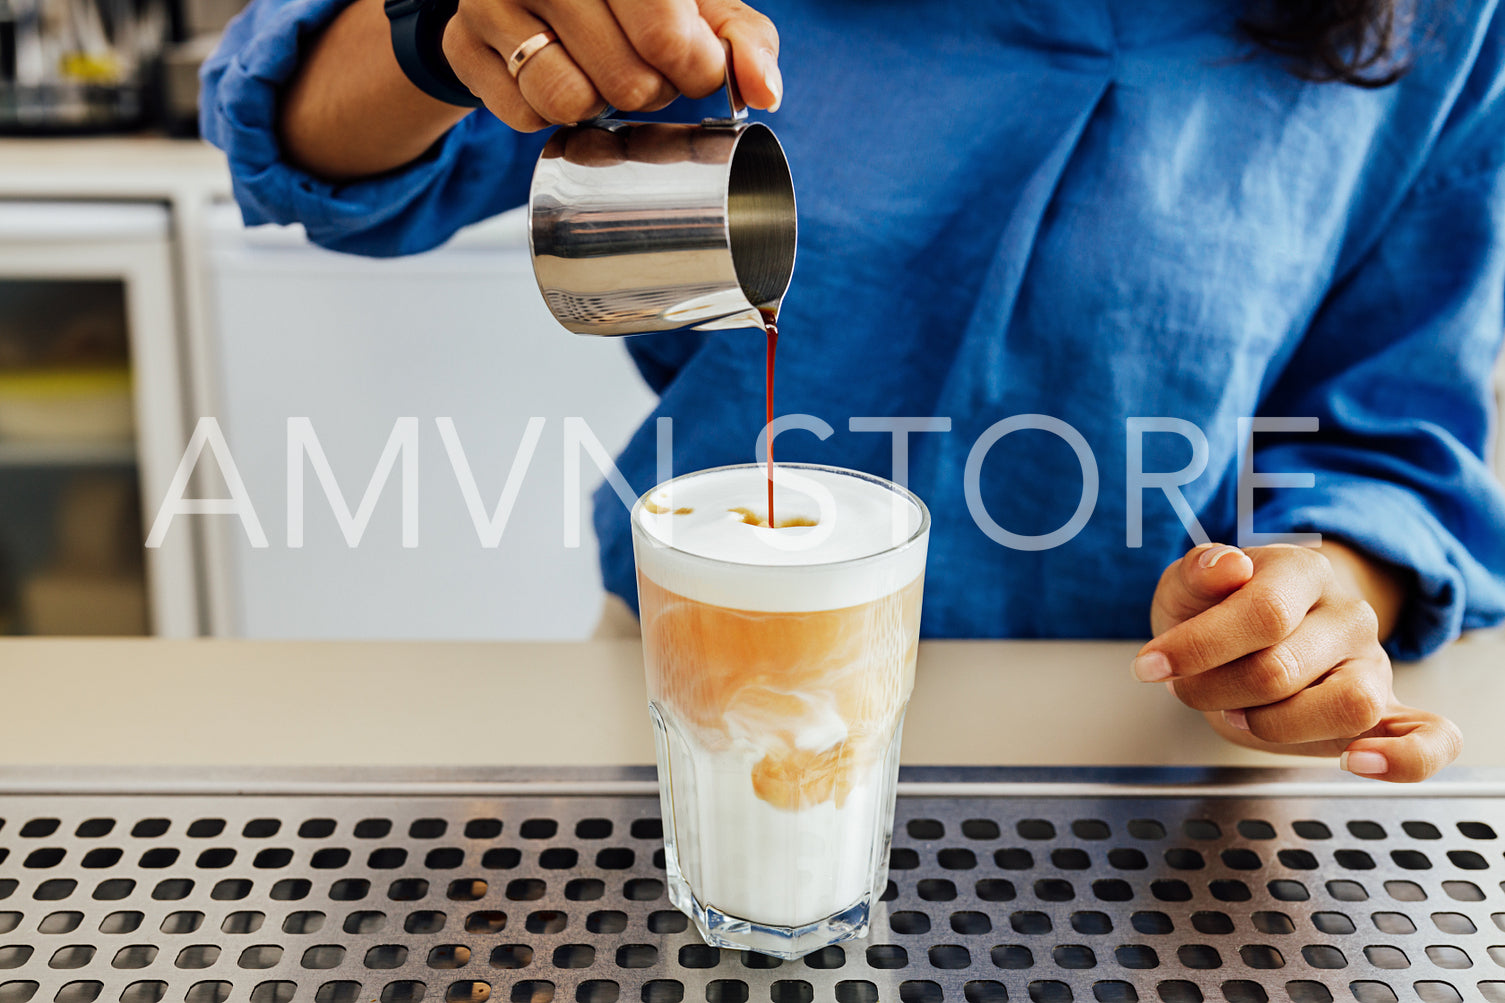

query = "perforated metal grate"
[0, 770, 1501, 1003]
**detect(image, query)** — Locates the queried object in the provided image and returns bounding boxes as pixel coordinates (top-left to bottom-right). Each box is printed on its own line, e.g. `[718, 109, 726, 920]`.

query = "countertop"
[0, 137, 231, 201]
[0, 636, 1500, 772]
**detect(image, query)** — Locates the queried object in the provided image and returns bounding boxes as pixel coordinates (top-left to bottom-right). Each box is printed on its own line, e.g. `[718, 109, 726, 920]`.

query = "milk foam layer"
[634, 465, 926, 612]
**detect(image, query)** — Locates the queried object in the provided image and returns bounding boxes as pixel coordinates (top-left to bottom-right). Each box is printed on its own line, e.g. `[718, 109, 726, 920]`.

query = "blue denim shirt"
[203, 0, 1505, 656]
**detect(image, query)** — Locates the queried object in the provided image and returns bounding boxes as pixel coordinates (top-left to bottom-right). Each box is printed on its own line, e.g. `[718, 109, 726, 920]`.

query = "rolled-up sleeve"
[199, 0, 548, 256]
[1251, 38, 1505, 660]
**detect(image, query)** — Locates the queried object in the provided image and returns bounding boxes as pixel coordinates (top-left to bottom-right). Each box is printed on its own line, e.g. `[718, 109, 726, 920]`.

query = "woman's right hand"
[442, 0, 782, 132]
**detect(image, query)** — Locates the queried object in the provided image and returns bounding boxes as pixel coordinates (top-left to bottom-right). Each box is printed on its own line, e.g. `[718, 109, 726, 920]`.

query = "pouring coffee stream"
[762, 307, 779, 526]
[527, 40, 798, 527]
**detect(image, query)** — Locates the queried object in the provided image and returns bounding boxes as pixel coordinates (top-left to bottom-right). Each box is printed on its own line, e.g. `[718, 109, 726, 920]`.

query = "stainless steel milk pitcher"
[527, 49, 797, 336]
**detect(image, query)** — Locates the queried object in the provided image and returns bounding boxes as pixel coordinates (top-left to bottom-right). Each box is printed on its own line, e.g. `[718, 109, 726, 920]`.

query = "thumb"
[698, 0, 782, 110]
[1340, 703, 1464, 783]
[1150, 543, 1255, 636]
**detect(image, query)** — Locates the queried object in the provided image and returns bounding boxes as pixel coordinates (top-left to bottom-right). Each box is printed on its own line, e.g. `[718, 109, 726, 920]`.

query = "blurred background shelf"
[0, 438, 136, 466]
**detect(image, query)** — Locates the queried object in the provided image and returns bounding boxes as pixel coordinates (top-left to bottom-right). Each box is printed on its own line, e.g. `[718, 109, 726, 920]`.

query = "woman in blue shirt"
[202, 0, 1505, 781]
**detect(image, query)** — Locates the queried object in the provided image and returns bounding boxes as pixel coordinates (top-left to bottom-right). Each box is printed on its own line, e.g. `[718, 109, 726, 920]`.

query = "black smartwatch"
[384, 0, 482, 108]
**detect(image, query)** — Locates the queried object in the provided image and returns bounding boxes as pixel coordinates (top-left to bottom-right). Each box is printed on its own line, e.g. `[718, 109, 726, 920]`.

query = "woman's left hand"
[1137, 542, 1463, 782]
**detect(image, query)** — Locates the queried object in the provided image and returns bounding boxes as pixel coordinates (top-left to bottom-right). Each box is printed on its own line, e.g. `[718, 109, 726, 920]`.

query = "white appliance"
[0, 200, 199, 636]
[199, 205, 657, 639]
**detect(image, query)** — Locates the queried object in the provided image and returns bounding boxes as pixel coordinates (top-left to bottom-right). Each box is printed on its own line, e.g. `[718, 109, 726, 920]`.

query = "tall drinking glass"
[631, 463, 930, 959]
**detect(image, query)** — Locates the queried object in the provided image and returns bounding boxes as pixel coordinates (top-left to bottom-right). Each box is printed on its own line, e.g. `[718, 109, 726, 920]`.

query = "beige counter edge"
[0, 636, 1499, 771]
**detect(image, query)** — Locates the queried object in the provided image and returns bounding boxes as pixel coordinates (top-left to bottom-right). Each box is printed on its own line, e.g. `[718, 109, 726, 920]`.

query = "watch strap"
[385, 0, 482, 109]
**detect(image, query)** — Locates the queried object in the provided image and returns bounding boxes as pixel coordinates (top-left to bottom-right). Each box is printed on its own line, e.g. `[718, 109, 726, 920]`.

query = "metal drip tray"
[0, 767, 1502, 1003]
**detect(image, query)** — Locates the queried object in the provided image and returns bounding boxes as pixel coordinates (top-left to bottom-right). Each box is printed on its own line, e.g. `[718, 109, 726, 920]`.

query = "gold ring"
[506, 30, 559, 79]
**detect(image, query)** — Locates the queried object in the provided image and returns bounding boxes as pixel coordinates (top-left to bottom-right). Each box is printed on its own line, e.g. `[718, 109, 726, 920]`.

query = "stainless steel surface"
[0, 768, 1501, 1003]
[528, 66, 795, 337]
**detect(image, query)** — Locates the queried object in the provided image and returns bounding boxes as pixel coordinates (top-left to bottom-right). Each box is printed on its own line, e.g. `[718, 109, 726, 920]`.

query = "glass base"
[667, 868, 871, 960]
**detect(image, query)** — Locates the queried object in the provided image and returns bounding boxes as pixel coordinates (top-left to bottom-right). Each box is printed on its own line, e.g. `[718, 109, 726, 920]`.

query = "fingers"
[1168, 601, 1380, 713]
[1138, 545, 1330, 681]
[506, 32, 606, 124]
[453, 0, 782, 130]
[1143, 542, 1462, 784]
[1149, 543, 1255, 637]
[442, 20, 548, 131]
[1341, 703, 1464, 783]
[606, 0, 725, 97]
[446, 2, 605, 128]
[534, 0, 676, 111]
[1241, 656, 1391, 745]
[698, 0, 782, 109]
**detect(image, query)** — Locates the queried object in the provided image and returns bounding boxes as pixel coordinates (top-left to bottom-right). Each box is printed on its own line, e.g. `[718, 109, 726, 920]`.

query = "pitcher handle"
[702, 36, 748, 128]
[578, 36, 747, 129]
